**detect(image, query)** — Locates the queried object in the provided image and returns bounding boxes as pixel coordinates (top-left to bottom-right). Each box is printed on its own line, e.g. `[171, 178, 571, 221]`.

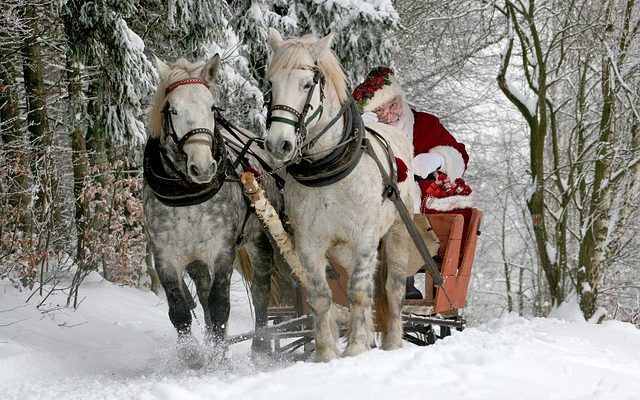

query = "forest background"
[1, 0, 638, 325]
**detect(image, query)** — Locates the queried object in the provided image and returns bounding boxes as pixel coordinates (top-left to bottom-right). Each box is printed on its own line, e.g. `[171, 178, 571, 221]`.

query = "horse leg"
[155, 257, 205, 368]
[155, 258, 193, 335]
[185, 260, 213, 328]
[343, 245, 377, 357]
[207, 250, 235, 345]
[300, 248, 339, 362]
[380, 222, 410, 350]
[244, 233, 275, 354]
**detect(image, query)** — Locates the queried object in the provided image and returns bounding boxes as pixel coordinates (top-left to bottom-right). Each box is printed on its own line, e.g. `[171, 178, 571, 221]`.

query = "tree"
[494, 0, 640, 318]
[2, 0, 402, 299]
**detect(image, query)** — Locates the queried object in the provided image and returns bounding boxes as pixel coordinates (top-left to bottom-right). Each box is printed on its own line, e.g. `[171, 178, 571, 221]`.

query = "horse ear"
[267, 28, 284, 50]
[154, 56, 171, 81]
[315, 32, 335, 56]
[201, 54, 220, 85]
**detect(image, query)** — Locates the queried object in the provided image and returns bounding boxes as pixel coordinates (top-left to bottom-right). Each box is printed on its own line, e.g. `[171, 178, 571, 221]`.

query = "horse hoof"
[342, 343, 369, 357]
[314, 347, 338, 362]
[381, 341, 403, 351]
[177, 335, 205, 369]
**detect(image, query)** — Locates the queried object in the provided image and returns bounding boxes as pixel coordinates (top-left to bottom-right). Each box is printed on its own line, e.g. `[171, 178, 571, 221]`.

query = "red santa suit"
[411, 110, 473, 214]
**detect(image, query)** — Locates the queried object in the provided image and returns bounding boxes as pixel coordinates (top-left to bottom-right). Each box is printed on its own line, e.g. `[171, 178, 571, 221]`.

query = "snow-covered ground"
[1, 272, 639, 400]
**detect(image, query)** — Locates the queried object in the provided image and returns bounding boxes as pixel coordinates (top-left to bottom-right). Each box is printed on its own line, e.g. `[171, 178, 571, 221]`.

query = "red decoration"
[395, 157, 408, 183]
[242, 165, 261, 177]
[425, 173, 472, 199]
[352, 67, 394, 108]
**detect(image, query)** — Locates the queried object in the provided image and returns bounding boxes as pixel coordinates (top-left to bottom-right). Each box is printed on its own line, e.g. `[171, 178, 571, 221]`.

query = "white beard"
[391, 99, 414, 141]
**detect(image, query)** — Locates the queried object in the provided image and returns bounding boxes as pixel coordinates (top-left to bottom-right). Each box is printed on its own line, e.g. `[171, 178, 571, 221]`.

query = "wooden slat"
[433, 214, 464, 313]
[432, 209, 482, 313]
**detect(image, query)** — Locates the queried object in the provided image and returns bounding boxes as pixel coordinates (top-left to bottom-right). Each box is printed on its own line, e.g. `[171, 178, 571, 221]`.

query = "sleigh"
[229, 206, 483, 354]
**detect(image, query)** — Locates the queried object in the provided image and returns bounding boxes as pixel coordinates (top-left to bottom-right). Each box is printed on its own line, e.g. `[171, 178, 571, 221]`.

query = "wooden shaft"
[240, 172, 308, 289]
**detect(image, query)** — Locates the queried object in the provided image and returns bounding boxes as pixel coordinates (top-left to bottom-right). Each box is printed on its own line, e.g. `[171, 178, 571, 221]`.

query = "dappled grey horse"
[143, 55, 281, 365]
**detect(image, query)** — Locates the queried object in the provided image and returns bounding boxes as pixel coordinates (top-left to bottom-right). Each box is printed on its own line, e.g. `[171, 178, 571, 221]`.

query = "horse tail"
[235, 247, 253, 283]
[373, 244, 390, 334]
[235, 247, 284, 306]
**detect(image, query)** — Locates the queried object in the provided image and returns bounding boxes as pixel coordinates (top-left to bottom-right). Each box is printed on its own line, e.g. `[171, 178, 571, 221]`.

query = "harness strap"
[363, 129, 446, 289]
[301, 96, 353, 154]
[215, 112, 286, 191]
[287, 99, 365, 187]
[165, 78, 210, 94]
[144, 138, 226, 207]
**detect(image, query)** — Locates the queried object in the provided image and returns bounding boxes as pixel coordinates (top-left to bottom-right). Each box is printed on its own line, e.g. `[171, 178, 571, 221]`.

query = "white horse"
[264, 28, 415, 361]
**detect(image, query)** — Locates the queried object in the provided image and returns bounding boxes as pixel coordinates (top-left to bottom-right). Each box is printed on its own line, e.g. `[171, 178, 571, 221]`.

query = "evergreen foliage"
[0, 0, 399, 297]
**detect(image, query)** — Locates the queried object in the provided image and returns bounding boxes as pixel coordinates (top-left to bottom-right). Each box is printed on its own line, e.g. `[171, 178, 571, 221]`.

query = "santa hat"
[353, 67, 404, 112]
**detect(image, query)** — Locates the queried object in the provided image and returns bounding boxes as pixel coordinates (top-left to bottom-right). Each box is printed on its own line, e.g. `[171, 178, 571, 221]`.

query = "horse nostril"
[280, 140, 293, 154]
[189, 164, 200, 177]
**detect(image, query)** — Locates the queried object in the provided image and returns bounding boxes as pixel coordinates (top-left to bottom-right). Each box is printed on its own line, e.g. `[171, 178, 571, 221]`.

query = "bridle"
[266, 64, 366, 187]
[162, 78, 219, 155]
[266, 66, 326, 161]
[157, 77, 229, 185]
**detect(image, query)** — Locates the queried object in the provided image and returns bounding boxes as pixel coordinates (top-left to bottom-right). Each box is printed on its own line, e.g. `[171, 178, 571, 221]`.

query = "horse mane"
[148, 58, 209, 139]
[267, 35, 349, 105]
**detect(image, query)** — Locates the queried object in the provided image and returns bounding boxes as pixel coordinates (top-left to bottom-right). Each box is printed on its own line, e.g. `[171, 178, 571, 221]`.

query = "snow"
[505, 80, 537, 116]
[545, 241, 557, 262]
[2, 273, 640, 400]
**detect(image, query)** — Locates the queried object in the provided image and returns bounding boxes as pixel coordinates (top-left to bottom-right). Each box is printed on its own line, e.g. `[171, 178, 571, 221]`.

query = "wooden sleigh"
[229, 204, 483, 354]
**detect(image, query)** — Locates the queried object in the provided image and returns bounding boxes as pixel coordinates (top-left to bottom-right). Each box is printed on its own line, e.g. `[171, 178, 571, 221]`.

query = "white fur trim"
[428, 145, 466, 179]
[423, 192, 475, 212]
[413, 180, 422, 213]
[361, 111, 378, 124]
[362, 75, 404, 112]
[395, 99, 414, 139]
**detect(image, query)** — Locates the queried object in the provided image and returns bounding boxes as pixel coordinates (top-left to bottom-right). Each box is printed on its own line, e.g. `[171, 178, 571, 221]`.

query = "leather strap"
[363, 128, 446, 289]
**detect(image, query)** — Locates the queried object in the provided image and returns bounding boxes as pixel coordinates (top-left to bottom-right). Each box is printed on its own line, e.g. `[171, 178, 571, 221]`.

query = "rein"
[363, 127, 456, 311]
[214, 111, 286, 191]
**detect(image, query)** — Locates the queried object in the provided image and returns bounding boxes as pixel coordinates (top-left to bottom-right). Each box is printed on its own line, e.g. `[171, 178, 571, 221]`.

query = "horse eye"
[303, 82, 313, 90]
[168, 106, 177, 115]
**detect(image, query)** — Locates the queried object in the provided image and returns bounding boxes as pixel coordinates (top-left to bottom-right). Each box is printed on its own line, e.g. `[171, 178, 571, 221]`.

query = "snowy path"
[1, 273, 639, 400]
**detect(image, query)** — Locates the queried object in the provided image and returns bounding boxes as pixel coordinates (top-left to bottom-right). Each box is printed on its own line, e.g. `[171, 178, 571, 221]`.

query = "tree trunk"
[501, 201, 513, 312]
[0, 50, 31, 228]
[66, 55, 88, 261]
[20, 5, 51, 213]
[86, 80, 108, 165]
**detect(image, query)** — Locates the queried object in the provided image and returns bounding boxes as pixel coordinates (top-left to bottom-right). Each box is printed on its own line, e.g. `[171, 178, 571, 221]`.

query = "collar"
[286, 97, 365, 187]
[143, 138, 228, 207]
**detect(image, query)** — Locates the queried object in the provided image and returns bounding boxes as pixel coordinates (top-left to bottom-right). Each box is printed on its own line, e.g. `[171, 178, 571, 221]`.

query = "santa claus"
[353, 67, 474, 299]
[353, 66, 473, 215]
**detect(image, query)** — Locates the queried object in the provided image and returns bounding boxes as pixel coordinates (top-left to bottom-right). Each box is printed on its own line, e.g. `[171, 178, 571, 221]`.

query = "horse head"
[264, 28, 347, 162]
[151, 55, 222, 184]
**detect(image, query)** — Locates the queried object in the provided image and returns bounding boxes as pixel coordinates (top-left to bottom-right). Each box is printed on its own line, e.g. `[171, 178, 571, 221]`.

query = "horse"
[263, 28, 415, 361]
[143, 55, 282, 366]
